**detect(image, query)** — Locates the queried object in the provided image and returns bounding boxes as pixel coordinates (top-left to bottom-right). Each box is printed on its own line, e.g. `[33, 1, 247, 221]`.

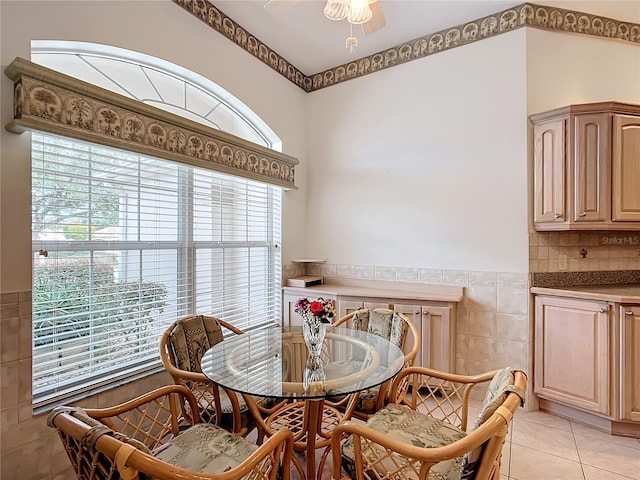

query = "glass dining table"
[200, 325, 405, 480]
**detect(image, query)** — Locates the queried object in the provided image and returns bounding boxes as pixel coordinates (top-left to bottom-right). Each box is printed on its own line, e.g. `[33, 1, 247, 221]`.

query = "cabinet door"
[534, 296, 611, 415]
[573, 114, 610, 223]
[421, 305, 454, 372]
[612, 115, 640, 221]
[621, 305, 640, 421]
[394, 303, 454, 372]
[534, 118, 566, 224]
[393, 304, 423, 367]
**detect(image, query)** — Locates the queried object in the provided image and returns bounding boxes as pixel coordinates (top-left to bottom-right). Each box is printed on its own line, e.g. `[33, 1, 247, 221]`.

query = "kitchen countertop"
[530, 284, 640, 303]
[283, 279, 464, 303]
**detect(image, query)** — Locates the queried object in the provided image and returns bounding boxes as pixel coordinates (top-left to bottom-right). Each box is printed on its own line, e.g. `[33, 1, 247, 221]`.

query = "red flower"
[309, 301, 324, 315]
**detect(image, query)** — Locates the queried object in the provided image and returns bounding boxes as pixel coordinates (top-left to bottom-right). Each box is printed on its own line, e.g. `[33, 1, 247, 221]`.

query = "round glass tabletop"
[200, 326, 405, 400]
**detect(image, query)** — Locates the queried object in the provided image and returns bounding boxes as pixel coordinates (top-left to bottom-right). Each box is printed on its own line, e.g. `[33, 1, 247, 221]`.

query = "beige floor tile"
[582, 465, 636, 480]
[574, 433, 640, 479]
[511, 418, 580, 462]
[509, 443, 585, 480]
[500, 441, 512, 477]
[570, 421, 640, 450]
[515, 409, 573, 432]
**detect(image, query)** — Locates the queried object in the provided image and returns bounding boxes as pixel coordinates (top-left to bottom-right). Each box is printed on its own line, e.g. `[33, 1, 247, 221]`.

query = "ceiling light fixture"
[324, 0, 375, 53]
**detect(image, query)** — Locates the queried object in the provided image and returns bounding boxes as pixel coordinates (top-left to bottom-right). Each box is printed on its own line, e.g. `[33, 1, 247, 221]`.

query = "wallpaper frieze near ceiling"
[174, 0, 640, 92]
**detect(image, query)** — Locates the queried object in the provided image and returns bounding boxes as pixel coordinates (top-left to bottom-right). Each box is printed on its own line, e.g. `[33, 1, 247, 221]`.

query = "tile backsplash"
[530, 231, 640, 273]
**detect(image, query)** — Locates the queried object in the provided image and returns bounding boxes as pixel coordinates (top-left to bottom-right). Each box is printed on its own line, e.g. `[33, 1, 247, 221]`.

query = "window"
[31, 132, 282, 409]
[28, 43, 285, 410]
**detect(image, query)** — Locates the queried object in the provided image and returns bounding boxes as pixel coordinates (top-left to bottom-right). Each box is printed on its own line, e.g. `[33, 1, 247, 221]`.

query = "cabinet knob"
[625, 311, 634, 316]
[423, 310, 430, 316]
[579, 212, 586, 217]
[414, 311, 420, 315]
[598, 308, 606, 313]
[554, 214, 561, 219]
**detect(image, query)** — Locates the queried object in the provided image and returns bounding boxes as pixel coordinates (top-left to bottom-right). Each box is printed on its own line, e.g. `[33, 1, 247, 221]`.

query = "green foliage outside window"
[33, 259, 168, 346]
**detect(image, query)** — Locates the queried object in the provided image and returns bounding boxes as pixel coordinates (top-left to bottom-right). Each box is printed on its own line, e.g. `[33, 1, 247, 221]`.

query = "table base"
[267, 399, 342, 480]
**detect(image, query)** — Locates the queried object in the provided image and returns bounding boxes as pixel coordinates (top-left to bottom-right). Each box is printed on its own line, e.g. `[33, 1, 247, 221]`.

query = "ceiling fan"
[264, 0, 386, 36]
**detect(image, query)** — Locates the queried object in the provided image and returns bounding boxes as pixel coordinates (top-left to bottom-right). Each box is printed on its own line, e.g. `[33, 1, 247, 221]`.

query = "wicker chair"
[48, 384, 294, 480]
[331, 366, 527, 480]
[160, 315, 283, 437]
[327, 308, 420, 419]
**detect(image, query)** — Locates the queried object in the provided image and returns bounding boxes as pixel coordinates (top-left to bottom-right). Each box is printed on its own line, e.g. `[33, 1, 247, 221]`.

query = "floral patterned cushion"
[341, 403, 466, 480]
[460, 367, 517, 479]
[351, 309, 408, 349]
[153, 423, 258, 473]
[169, 315, 224, 373]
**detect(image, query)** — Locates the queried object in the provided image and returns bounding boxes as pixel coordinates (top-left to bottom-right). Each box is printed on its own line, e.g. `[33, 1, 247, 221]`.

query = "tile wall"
[285, 262, 532, 404]
[0, 289, 170, 480]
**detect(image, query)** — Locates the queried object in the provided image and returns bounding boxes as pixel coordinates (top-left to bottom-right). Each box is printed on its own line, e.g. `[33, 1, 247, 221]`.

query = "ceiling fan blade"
[362, 1, 385, 34]
[263, 0, 299, 13]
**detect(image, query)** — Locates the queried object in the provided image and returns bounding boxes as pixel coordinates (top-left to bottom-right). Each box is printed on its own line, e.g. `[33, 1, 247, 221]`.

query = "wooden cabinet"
[533, 117, 566, 224]
[620, 305, 640, 421]
[531, 102, 640, 231]
[282, 282, 463, 373]
[534, 295, 611, 415]
[394, 303, 455, 372]
[613, 115, 640, 222]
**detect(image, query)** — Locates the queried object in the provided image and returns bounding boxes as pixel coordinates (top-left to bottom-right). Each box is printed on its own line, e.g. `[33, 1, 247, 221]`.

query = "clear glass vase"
[302, 318, 326, 356]
[303, 354, 326, 394]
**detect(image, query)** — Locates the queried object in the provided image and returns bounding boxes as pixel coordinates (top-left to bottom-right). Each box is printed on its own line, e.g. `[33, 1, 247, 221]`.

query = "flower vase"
[302, 318, 326, 356]
[303, 354, 326, 394]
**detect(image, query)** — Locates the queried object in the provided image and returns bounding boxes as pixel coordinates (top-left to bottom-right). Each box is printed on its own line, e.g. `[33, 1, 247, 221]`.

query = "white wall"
[526, 28, 640, 114]
[306, 31, 530, 273]
[0, 0, 309, 293]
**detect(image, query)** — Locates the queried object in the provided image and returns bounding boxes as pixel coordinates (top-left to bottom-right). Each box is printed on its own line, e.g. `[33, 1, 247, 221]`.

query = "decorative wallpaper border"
[173, 0, 640, 92]
[4, 58, 298, 190]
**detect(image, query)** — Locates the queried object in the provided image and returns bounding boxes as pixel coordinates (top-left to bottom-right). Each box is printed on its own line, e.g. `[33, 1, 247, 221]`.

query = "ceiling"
[205, 1, 640, 74]
[208, 0, 522, 74]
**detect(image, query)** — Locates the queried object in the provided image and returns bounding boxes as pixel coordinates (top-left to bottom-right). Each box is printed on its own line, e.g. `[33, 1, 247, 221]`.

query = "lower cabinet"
[621, 305, 640, 421]
[534, 295, 611, 416]
[283, 288, 458, 373]
[394, 303, 455, 372]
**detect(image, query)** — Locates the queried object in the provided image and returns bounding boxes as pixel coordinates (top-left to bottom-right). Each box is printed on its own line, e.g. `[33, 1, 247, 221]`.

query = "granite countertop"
[530, 284, 640, 303]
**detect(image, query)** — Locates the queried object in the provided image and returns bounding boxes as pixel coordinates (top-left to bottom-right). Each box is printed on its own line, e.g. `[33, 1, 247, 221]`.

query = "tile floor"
[309, 408, 640, 480]
[502, 409, 640, 480]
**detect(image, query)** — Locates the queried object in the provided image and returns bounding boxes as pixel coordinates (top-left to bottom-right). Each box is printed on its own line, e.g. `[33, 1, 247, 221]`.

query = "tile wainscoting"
[284, 262, 532, 403]
[0, 290, 171, 480]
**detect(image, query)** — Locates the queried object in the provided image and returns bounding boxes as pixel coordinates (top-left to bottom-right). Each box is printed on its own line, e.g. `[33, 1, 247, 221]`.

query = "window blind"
[32, 132, 282, 409]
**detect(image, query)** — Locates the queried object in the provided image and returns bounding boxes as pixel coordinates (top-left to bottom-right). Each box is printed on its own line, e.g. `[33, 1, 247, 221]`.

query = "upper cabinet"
[531, 102, 640, 231]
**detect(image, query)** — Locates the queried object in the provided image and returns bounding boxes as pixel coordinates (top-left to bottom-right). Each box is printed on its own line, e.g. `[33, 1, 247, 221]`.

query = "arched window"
[29, 42, 283, 410]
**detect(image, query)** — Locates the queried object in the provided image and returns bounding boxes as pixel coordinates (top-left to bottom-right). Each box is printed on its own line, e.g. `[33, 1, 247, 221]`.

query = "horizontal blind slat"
[32, 132, 282, 407]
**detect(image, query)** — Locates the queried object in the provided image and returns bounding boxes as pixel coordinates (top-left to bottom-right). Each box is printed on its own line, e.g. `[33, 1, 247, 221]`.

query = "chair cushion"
[460, 367, 516, 479]
[169, 315, 224, 372]
[352, 309, 409, 348]
[153, 423, 258, 473]
[341, 403, 466, 480]
[352, 308, 409, 370]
